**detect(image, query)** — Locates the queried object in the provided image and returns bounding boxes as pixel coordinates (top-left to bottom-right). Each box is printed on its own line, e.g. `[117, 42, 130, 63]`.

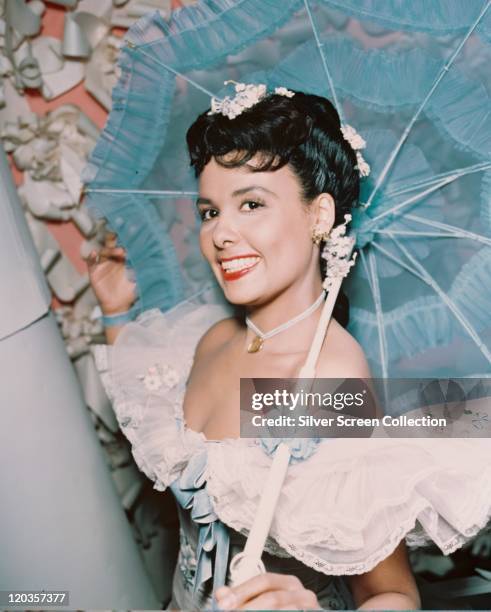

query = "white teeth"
[220, 256, 259, 272]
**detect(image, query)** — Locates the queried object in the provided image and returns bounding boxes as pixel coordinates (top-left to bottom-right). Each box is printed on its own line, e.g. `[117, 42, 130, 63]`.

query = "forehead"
[198, 154, 302, 197]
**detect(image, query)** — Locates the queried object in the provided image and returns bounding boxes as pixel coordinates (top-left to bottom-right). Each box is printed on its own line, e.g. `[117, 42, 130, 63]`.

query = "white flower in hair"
[340, 124, 370, 178]
[321, 213, 357, 291]
[208, 81, 295, 119]
[209, 97, 223, 115]
[355, 151, 371, 177]
[274, 86, 295, 98]
[340, 124, 366, 150]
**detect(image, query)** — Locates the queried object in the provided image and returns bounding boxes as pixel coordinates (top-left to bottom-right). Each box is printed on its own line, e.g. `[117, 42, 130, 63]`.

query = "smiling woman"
[187, 89, 358, 330]
[197, 158, 324, 306]
[87, 82, 491, 612]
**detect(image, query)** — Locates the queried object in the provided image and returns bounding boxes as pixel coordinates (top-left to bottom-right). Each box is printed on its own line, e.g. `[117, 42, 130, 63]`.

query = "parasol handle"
[298, 237, 356, 379]
[297, 276, 343, 379]
[229, 443, 291, 586]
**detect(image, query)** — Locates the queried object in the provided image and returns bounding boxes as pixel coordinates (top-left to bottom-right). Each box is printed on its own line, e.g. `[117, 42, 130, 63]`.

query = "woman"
[87, 87, 488, 610]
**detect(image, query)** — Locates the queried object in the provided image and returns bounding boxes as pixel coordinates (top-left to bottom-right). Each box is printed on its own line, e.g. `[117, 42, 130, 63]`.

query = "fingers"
[83, 246, 126, 266]
[216, 584, 319, 611]
[104, 231, 118, 248]
[99, 246, 126, 259]
[82, 231, 123, 267]
[236, 589, 296, 610]
[82, 250, 98, 265]
[215, 573, 303, 609]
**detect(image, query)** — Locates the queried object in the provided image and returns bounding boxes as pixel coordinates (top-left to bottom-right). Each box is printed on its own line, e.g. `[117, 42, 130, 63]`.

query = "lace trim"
[211, 489, 491, 575]
[92, 343, 206, 492]
[206, 444, 491, 575]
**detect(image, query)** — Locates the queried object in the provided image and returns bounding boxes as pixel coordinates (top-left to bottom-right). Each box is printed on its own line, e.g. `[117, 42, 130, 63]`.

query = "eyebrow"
[195, 185, 277, 207]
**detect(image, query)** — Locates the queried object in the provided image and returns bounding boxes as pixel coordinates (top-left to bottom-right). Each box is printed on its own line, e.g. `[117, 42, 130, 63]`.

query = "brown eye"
[199, 208, 218, 222]
[241, 200, 264, 211]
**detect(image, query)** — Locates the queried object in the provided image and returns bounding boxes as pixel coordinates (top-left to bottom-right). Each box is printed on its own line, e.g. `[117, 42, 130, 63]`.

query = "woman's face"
[197, 153, 322, 306]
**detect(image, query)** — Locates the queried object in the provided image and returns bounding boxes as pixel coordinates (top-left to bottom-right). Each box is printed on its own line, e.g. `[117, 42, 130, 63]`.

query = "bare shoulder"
[194, 316, 242, 360]
[316, 318, 372, 378]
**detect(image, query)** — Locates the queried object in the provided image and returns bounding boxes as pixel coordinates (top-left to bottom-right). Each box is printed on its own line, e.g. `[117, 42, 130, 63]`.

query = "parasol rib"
[366, 249, 389, 378]
[303, 0, 344, 123]
[404, 215, 491, 246]
[126, 42, 223, 100]
[370, 175, 471, 225]
[374, 230, 465, 239]
[360, 249, 391, 404]
[360, 247, 391, 390]
[84, 188, 198, 196]
[388, 234, 491, 365]
[374, 229, 491, 246]
[364, 0, 491, 210]
[359, 248, 375, 295]
[370, 240, 426, 284]
[386, 162, 491, 198]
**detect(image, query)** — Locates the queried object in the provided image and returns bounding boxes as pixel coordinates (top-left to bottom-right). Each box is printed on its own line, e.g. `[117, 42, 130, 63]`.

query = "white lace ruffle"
[93, 300, 491, 575]
[205, 437, 491, 575]
[92, 301, 231, 491]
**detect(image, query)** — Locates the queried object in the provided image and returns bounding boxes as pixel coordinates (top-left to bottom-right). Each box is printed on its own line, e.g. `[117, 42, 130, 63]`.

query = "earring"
[311, 225, 331, 246]
[311, 197, 334, 245]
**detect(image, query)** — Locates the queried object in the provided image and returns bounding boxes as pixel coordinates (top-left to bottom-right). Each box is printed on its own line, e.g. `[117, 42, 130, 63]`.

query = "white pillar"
[0, 148, 160, 609]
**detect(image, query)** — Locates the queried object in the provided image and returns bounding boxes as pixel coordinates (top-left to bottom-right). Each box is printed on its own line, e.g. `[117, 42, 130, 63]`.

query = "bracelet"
[100, 304, 139, 327]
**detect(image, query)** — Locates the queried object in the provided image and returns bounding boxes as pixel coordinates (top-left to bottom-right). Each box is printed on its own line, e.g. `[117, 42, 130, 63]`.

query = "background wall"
[1, 1, 490, 609]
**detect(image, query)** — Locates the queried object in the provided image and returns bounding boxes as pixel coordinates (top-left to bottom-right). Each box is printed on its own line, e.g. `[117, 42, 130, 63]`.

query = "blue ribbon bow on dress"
[170, 449, 230, 606]
[169, 439, 322, 608]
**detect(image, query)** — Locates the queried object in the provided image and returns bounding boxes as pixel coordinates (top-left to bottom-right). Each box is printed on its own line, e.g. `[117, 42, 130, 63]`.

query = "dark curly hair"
[186, 90, 360, 328]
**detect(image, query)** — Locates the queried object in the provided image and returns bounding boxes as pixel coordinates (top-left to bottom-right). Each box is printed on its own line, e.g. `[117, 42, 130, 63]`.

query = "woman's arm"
[85, 232, 137, 345]
[322, 333, 420, 608]
[348, 541, 421, 610]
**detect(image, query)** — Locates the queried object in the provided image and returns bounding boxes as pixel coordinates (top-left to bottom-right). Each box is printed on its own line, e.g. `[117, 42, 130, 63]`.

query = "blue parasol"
[82, 0, 491, 379]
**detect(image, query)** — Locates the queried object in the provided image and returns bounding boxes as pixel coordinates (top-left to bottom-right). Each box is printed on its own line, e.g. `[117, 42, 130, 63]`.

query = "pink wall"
[12, 1, 184, 307]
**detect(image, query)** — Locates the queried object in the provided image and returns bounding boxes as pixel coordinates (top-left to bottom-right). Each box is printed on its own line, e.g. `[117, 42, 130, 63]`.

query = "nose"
[212, 210, 241, 249]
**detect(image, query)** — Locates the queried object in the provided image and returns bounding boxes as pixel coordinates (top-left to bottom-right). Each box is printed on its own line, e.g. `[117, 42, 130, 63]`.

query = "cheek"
[257, 207, 307, 239]
[256, 212, 311, 255]
[198, 225, 213, 259]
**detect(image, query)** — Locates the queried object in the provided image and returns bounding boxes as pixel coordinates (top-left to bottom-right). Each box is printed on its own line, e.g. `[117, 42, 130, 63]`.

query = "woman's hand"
[214, 573, 322, 610]
[85, 231, 137, 315]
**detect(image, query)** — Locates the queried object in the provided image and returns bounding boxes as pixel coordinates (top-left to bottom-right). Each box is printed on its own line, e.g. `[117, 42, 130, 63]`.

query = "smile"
[219, 256, 260, 280]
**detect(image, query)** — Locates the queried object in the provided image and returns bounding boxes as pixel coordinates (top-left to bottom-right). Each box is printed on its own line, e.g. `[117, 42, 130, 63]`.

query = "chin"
[218, 280, 264, 306]
[222, 288, 260, 306]
[223, 284, 278, 308]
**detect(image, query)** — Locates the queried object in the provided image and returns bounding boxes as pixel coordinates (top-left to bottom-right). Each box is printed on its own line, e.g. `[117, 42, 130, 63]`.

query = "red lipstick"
[218, 255, 260, 282]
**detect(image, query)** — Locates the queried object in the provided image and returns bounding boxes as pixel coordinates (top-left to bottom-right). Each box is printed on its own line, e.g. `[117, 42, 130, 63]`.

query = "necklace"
[245, 290, 326, 353]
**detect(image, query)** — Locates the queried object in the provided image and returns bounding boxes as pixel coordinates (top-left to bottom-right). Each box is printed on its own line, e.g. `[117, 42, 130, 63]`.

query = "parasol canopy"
[82, 0, 491, 380]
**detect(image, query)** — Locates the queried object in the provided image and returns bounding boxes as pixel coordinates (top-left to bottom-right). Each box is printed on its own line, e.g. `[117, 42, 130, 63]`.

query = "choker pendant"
[245, 290, 326, 355]
[247, 335, 264, 353]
